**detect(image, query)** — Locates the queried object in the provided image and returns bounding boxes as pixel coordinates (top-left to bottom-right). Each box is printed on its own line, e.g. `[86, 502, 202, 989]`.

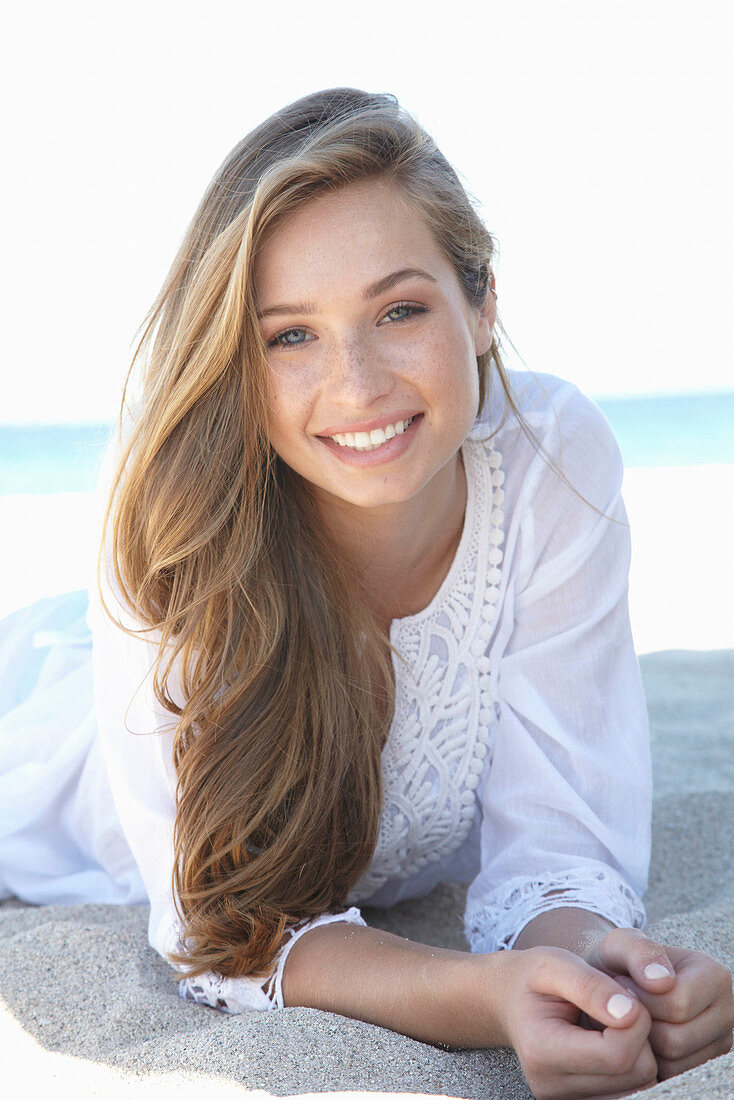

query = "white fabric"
[350, 435, 506, 901]
[0, 369, 652, 1013]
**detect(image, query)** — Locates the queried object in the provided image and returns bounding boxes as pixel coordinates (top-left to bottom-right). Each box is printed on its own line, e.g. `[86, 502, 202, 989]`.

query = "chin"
[330, 486, 415, 509]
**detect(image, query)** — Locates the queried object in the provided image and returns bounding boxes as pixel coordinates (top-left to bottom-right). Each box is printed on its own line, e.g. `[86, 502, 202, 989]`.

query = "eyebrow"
[256, 267, 438, 320]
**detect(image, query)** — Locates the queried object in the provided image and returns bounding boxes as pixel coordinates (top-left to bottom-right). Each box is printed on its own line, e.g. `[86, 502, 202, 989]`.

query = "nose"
[326, 333, 393, 408]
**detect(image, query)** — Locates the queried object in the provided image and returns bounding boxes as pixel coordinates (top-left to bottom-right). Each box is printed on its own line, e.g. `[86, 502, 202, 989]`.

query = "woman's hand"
[581, 928, 734, 1081]
[497, 945, 659, 1099]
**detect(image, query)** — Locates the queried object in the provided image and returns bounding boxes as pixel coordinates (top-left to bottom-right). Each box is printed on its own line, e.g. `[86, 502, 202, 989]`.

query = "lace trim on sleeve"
[464, 866, 647, 954]
[177, 907, 366, 1014]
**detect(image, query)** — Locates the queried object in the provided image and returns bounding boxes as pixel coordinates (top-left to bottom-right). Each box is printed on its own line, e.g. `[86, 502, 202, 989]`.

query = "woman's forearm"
[281, 906, 622, 1048]
[512, 904, 616, 957]
[281, 920, 512, 1049]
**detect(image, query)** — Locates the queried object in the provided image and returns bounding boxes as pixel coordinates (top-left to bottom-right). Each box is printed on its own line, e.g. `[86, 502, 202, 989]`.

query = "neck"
[313, 451, 468, 630]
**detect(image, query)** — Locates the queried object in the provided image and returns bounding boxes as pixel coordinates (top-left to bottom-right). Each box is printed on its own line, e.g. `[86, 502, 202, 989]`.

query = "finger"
[534, 948, 647, 1032]
[540, 999, 653, 1077]
[624, 955, 731, 1024]
[647, 1003, 734, 1069]
[563, 1037, 658, 1098]
[655, 1028, 734, 1080]
[589, 928, 677, 994]
[649, 1010, 728, 1064]
[525, 1014, 657, 1100]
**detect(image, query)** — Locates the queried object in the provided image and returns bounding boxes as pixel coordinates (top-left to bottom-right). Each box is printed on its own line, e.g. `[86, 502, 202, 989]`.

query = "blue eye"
[268, 327, 312, 348]
[381, 303, 428, 324]
[266, 302, 429, 351]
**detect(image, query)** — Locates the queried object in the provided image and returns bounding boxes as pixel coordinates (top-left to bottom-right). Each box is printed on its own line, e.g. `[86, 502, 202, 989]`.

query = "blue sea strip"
[1, 392, 733, 496]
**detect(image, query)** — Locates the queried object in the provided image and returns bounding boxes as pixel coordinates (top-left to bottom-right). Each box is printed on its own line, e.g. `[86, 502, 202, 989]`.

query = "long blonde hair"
[99, 87, 516, 979]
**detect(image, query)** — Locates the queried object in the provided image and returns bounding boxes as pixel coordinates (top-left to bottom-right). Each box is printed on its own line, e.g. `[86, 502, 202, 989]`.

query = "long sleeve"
[87, 419, 365, 1013]
[465, 382, 652, 953]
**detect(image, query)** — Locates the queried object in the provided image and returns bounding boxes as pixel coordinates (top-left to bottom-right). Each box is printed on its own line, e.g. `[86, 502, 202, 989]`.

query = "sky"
[2, 0, 732, 424]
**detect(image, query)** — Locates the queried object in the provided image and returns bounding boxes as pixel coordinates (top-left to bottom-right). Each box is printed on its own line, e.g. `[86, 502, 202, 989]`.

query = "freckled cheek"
[407, 343, 479, 417]
[266, 372, 321, 442]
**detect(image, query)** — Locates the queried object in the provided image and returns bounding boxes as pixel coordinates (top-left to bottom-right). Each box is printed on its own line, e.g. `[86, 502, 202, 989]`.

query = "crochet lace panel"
[350, 434, 506, 902]
[464, 866, 647, 953]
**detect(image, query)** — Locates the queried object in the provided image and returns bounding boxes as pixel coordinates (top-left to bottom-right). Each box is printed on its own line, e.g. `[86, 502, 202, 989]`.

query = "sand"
[1, 647, 732, 1099]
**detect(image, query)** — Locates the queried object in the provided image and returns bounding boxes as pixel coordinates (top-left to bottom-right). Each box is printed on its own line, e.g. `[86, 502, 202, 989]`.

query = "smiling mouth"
[323, 416, 418, 452]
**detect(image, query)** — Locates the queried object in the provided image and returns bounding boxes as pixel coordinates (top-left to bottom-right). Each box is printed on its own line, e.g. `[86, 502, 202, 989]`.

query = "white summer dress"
[0, 370, 652, 1013]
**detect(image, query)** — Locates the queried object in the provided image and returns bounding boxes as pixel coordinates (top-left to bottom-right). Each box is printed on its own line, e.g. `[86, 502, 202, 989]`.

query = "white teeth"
[329, 417, 414, 451]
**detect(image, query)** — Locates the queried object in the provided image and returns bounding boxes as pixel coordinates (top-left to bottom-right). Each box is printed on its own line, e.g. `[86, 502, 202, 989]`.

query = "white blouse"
[83, 368, 652, 1014]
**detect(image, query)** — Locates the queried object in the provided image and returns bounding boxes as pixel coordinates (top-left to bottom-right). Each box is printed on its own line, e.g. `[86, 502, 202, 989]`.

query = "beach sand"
[1, 468, 733, 1097]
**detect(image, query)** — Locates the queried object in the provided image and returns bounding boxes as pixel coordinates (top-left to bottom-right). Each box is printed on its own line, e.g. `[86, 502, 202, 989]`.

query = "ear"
[474, 273, 497, 357]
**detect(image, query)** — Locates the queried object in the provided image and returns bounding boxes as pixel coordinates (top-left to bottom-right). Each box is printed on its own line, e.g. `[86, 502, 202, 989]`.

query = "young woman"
[1, 87, 732, 1099]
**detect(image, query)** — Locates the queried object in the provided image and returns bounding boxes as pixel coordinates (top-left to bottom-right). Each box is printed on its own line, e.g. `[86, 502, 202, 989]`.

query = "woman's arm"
[466, 386, 652, 956]
[282, 920, 509, 1048]
[281, 919, 661, 1099]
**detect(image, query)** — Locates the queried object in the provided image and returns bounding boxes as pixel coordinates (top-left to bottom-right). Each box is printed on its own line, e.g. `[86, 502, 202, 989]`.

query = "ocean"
[0, 391, 732, 496]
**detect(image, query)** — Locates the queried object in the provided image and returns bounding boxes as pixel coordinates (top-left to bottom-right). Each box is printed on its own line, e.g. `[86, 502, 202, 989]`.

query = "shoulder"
[475, 368, 619, 459]
[467, 371, 629, 592]
[471, 369, 623, 513]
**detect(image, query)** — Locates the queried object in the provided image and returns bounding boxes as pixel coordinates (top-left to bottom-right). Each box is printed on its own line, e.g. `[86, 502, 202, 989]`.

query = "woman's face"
[254, 178, 495, 512]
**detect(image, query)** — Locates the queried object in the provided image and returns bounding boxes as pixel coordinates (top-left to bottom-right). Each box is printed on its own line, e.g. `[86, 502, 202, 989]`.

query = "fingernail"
[644, 963, 672, 980]
[607, 993, 636, 1019]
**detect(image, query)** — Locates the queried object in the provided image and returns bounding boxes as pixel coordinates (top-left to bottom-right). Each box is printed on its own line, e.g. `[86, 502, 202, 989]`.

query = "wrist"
[512, 906, 615, 958]
[458, 947, 517, 1049]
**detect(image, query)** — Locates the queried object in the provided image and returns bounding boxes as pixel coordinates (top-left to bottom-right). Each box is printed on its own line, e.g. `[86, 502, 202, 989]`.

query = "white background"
[2, 0, 732, 424]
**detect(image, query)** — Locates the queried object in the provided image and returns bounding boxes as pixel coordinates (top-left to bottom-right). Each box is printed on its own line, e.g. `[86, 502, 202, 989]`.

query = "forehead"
[253, 179, 452, 299]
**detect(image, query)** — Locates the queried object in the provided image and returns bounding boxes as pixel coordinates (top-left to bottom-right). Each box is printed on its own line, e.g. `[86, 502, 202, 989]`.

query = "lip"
[315, 409, 422, 438]
[317, 412, 423, 466]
